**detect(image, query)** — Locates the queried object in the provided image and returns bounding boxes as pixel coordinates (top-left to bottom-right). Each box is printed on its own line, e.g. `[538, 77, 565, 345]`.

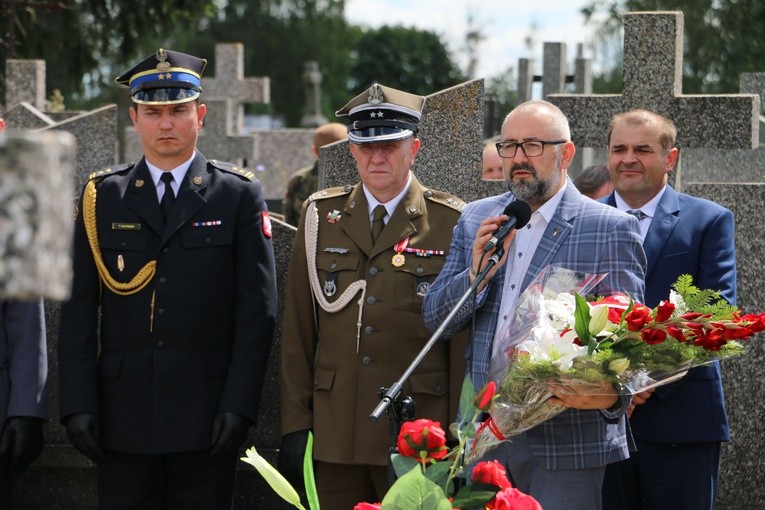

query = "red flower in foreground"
[654, 300, 675, 322]
[626, 305, 652, 331]
[471, 460, 512, 490]
[641, 328, 667, 345]
[353, 503, 381, 510]
[488, 487, 542, 510]
[397, 419, 447, 464]
[474, 382, 497, 412]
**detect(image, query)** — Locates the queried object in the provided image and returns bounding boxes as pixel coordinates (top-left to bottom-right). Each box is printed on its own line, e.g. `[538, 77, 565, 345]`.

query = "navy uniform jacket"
[58, 152, 277, 454]
[603, 186, 734, 443]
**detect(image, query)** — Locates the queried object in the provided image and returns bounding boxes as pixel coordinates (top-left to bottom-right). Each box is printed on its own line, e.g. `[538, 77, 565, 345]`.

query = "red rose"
[474, 382, 497, 412]
[471, 460, 512, 490]
[692, 330, 726, 351]
[396, 419, 447, 464]
[354, 503, 381, 510]
[626, 305, 652, 331]
[654, 300, 675, 322]
[641, 328, 667, 345]
[488, 487, 542, 510]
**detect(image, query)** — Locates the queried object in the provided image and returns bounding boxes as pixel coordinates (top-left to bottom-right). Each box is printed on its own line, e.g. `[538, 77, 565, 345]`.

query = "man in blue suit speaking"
[424, 100, 646, 510]
[601, 109, 736, 510]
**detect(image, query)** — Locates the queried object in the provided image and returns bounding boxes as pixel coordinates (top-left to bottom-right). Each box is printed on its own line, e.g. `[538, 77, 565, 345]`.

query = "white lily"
[518, 323, 588, 370]
[241, 447, 306, 510]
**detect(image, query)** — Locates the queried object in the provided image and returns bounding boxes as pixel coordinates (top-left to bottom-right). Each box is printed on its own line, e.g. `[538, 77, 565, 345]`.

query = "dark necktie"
[626, 209, 647, 221]
[160, 172, 175, 221]
[371, 205, 387, 244]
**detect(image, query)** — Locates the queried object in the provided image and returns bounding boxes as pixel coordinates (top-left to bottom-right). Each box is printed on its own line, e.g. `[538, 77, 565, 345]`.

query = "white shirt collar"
[613, 185, 666, 218]
[362, 171, 413, 223]
[146, 152, 196, 198]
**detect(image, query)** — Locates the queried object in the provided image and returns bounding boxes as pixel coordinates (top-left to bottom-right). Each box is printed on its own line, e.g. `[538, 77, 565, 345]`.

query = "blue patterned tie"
[626, 209, 647, 221]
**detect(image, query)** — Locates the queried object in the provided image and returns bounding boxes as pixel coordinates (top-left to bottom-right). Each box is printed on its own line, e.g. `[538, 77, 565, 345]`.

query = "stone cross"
[320, 79, 505, 203]
[517, 43, 592, 104]
[548, 11, 760, 149]
[201, 43, 270, 135]
[0, 130, 75, 299]
[4, 59, 46, 111]
[300, 61, 328, 127]
[681, 73, 765, 183]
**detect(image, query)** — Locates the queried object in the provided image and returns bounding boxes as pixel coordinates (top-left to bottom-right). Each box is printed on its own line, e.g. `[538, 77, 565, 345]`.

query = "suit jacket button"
[156, 340, 165, 349]
[364, 326, 373, 335]
[362, 356, 372, 365]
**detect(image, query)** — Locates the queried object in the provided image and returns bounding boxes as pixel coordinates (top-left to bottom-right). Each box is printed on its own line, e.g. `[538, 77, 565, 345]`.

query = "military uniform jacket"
[280, 175, 466, 466]
[58, 152, 277, 454]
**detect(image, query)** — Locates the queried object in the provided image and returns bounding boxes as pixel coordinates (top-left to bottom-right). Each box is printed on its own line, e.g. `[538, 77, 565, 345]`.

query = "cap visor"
[348, 127, 414, 144]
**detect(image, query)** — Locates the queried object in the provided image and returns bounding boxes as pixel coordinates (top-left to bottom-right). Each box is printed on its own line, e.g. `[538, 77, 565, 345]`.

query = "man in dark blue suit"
[58, 49, 277, 509]
[600, 109, 735, 510]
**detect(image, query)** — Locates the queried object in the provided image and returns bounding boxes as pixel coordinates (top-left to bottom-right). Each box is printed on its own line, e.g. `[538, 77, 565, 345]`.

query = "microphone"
[483, 200, 532, 252]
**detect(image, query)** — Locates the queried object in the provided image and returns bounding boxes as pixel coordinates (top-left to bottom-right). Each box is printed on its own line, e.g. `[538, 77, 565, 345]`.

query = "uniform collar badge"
[193, 176, 203, 186]
[135, 179, 144, 188]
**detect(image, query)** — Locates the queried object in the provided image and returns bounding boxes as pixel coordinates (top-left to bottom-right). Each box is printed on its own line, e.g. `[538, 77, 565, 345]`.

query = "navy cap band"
[132, 88, 201, 105]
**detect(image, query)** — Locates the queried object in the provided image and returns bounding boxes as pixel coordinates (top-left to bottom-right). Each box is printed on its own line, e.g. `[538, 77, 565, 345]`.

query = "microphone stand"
[370, 246, 505, 487]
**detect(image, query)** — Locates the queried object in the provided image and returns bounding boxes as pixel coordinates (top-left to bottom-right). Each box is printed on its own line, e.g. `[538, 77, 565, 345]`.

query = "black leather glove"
[0, 416, 44, 475]
[277, 429, 310, 489]
[62, 413, 105, 463]
[210, 412, 252, 461]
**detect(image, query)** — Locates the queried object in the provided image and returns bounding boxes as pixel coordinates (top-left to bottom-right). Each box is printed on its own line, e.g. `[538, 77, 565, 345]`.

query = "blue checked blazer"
[423, 181, 647, 469]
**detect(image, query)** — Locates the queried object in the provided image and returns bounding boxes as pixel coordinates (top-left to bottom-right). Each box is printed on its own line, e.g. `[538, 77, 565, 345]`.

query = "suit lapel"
[160, 154, 208, 245]
[126, 160, 165, 237]
[522, 184, 576, 290]
[644, 187, 680, 276]
[340, 185, 374, 256]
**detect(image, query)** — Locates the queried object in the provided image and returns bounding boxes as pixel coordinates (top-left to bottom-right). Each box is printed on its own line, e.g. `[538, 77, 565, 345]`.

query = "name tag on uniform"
[112, 222, 142, 230]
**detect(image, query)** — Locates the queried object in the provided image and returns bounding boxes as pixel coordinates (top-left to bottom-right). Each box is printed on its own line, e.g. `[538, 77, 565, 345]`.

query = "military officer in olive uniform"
[57, 49, 277, 509]
[278, 84, 467, 508]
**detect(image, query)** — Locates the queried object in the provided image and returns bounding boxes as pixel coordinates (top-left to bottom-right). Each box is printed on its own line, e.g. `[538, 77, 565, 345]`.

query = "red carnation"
[488, 487, 543, 510]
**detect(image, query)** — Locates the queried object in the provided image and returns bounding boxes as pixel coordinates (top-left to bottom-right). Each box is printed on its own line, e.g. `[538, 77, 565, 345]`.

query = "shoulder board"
[88, 162, 134, 181]
[209, 159, 255, 181]
[308, 185, 354, 202]
[423, 189, 466, 212]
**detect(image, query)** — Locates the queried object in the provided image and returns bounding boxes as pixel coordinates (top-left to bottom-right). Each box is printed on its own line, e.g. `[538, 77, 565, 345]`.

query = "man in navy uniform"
[57, 49, 277, 509]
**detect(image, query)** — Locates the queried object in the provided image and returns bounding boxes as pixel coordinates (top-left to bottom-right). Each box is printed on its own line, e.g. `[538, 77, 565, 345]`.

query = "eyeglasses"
[495, 140, 567, 158]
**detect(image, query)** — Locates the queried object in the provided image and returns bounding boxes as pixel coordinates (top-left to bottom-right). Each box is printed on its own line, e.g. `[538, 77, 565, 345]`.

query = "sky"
[345, 0, 603, 82]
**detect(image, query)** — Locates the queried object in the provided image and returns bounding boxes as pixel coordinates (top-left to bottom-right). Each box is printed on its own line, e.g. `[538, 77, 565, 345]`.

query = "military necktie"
[626, 209, 648, 221]
[160, 172, 175, 221]
[371, 205, 387, 244]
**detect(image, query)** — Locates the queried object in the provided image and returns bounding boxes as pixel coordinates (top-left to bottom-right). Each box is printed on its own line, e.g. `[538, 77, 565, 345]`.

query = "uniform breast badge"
[392, 237, 409, 267]
[323, 277, 337, 297]
[326, 210, 342, 223]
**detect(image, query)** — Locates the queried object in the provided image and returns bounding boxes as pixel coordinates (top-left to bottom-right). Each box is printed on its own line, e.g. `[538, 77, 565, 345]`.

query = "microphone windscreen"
[503, 200, 532, 229]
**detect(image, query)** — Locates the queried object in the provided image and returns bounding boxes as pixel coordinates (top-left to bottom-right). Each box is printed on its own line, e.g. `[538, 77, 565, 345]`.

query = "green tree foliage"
[349, 25, 466, 97]
[0, 0, 214, 108]
[187, 0, 354, 127]
[582, 0, 765, 93]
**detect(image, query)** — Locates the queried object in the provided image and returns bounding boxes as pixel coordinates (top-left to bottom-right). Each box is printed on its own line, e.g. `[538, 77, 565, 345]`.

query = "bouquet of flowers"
[242, 378, 542, 510]
[469, 265, 765, 462]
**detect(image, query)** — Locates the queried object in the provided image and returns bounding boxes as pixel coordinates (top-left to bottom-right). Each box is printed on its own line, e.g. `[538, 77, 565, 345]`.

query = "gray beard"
[508, 175, 554, 204]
